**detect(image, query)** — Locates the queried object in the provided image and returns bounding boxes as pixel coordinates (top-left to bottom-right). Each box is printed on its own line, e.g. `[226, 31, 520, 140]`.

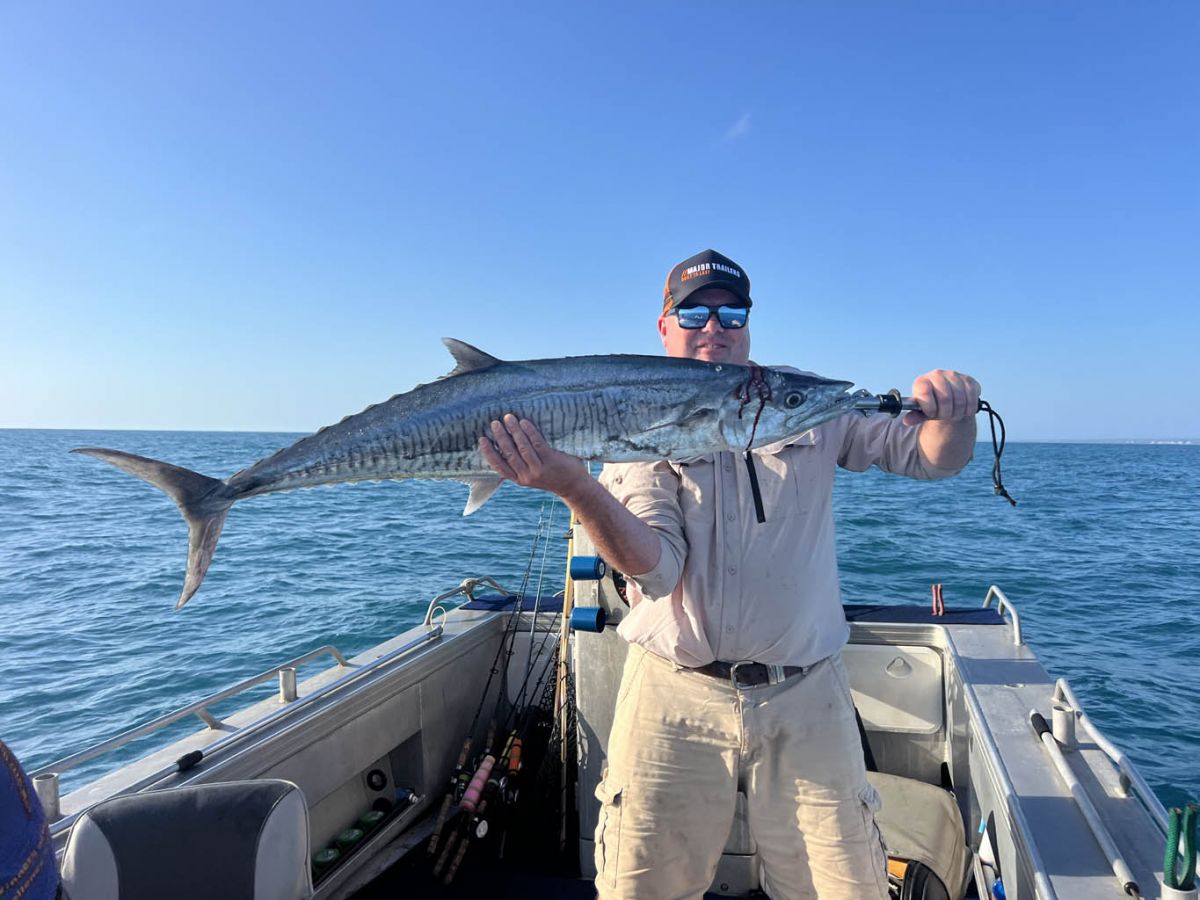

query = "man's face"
[657, 287, 751, 365]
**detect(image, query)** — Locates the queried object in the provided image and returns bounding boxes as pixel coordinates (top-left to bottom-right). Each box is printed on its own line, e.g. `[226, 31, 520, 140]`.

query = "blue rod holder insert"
[569, 607, 608, 633]
[569, 555, 607, 581]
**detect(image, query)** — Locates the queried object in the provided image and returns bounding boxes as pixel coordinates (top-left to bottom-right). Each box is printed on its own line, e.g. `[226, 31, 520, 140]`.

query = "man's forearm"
[918, 417, 977, 471]
[557, 475, 662, 577]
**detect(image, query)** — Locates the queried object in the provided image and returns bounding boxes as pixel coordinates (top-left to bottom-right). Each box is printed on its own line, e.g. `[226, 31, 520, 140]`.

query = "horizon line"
[1, 426, 1196, 446]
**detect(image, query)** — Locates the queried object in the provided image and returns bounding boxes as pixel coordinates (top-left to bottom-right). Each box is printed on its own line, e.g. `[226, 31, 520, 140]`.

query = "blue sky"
[1, 3, 1196, 440]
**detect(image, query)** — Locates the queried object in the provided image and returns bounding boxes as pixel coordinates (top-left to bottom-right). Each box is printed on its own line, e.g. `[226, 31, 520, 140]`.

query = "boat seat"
[869, 771, 969, 900]
[60, 779, 313, 900]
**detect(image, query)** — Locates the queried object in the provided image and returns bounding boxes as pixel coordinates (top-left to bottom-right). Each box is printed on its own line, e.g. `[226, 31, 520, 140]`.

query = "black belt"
[689, 660, 809, 689]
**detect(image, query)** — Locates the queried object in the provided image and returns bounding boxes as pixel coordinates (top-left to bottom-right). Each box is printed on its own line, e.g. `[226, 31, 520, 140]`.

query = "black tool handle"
[855, 390, 986, 418]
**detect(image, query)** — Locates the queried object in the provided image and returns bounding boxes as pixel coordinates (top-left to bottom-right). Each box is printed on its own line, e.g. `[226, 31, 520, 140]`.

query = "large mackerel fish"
[75, 339, 858, 608]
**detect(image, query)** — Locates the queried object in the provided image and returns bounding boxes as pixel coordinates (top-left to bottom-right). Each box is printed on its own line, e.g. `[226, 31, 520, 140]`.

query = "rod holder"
[569, 606, 608, 633]
[1052, 702, 1076, 750]
[569, 555, 607, 581]
[279, 667, 298, 703]
[1160, 883, 1198, 900]
[33, 772, 61, 821]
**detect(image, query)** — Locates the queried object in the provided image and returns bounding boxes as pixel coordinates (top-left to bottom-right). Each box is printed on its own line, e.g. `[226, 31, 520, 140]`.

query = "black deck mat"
[843, 604, 1006, 625]
[461, 594, 1007, 626]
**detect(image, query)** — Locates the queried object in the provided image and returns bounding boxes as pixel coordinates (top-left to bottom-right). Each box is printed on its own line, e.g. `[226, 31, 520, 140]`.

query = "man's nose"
[701, 312, 723, 332]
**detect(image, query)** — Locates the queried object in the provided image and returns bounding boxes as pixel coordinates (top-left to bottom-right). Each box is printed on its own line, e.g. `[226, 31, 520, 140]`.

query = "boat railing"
[1053, 676, 1200, 880]
[33, 627, 443, 832]
[35, 644, 352, 778]
[980, 589, 1167, 833]
[980, 588, 1186, 852]
[981, 584, 1023, 645]
[422, 576, 513, 627]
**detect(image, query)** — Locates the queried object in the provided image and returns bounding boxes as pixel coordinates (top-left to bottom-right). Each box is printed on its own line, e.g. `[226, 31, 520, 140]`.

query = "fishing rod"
[473, 512, 574, 873]
[852, 389, 1016, 506]
[428, 507, 552, 860]
[492, 504, 562, 814]
[435, 505, 569, 883]
[492, 503, 554, 727]
[510, 503, 560, 719]
[501, 607, 568, 804]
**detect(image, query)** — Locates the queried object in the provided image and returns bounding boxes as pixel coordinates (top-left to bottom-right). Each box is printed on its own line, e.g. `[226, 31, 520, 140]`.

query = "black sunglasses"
[670, 304, 750, 330]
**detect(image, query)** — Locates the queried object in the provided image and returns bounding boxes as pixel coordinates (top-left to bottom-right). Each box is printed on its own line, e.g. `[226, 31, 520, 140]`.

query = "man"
[479, 249, 979, 899]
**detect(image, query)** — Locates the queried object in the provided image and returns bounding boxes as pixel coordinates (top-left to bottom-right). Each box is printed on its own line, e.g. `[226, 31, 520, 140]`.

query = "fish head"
[720, 367, 857, 448]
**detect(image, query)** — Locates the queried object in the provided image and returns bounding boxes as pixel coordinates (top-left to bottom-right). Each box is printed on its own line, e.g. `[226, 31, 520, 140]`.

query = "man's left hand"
[902, 370, 981, 426]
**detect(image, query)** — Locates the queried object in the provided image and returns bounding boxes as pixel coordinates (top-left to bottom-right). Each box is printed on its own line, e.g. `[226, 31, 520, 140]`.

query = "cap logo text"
[680, 262, 742, 282]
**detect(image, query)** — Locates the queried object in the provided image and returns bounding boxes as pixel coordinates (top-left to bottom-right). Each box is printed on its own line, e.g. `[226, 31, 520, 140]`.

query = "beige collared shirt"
[598, 411, 967, 668]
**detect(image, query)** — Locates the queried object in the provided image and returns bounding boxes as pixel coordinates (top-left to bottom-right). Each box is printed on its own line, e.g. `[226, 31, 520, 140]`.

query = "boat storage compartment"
[258, 684, 424, 852]
[842, 643, 944, 734]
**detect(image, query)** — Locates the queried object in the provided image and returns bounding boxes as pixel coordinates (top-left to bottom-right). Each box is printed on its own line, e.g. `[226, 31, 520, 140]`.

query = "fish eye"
[784, 392, 805, 409]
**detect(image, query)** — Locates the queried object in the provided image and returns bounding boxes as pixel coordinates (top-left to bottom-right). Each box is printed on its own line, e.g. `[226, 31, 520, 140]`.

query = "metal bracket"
[422, 576, 512, 627]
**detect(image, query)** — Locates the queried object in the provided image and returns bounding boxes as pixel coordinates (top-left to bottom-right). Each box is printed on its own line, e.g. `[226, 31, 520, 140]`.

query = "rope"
[979, 400, 1016, 506]
[1166, 807, 1182, 889]
[737, 367, 771, 523]
[736, 366, 771, 451]
[1168, 803, 1199, 891]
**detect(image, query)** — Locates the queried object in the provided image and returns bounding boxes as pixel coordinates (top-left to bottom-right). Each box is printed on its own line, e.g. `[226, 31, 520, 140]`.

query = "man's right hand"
[478, 414, 591, 497]
[480, 413, 663, 578]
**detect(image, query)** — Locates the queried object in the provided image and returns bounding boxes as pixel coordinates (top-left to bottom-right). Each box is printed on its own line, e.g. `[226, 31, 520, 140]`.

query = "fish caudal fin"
[72, 448, 235, 609]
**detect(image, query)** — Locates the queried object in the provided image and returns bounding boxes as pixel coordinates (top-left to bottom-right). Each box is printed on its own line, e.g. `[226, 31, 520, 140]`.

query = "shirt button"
[726, 512, 736, 521]
[728, 566, 737, 575]
[725, 625, 734, 634]
[724, 463, 733, 472]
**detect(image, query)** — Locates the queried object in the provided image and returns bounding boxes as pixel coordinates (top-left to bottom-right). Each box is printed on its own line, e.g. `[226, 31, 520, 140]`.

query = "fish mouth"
[818, 383, 861, 417]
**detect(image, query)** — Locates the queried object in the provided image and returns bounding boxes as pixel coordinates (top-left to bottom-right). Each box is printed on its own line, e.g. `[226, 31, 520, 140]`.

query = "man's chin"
[693, 347, 738, 364]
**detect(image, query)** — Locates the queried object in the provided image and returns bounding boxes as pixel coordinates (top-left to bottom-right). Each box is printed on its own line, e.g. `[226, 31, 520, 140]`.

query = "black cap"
[662, 249, 753, 314]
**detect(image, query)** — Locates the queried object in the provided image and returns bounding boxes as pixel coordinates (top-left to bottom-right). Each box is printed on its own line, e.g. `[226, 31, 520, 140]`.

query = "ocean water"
[1, 430, 1197, 809]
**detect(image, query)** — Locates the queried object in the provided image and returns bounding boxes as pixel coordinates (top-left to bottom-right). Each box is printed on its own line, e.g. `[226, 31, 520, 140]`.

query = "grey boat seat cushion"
[60, 779, 312, 900]
[869, 771, 969, 900]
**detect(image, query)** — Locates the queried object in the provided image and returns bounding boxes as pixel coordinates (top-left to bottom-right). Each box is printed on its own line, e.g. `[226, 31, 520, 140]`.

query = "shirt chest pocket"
[676, 443, 819, 523]
[751, 442, 820, 520]
[676, 458, 714, 518]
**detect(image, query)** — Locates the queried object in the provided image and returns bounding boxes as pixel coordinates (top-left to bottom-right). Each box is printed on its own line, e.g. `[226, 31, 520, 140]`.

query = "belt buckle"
[729, 661, 786, 690]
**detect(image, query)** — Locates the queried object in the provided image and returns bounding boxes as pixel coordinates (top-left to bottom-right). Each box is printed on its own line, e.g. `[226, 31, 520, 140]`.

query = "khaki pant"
[594, 645, 889, 900]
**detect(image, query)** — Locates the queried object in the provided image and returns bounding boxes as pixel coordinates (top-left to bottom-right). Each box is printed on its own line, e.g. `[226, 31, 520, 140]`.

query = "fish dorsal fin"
[442, 338, 502, 378]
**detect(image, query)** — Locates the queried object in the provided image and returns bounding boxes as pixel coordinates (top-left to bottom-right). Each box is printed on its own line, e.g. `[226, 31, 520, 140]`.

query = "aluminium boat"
[26, 516, 1195, 900]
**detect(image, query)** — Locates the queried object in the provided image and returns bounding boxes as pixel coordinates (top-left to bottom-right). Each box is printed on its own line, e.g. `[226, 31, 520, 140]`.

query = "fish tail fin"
[72, 448, 235, 609]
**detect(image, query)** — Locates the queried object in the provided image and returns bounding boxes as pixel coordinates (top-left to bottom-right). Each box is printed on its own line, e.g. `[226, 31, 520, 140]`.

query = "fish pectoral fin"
[461, 476, 505, 516]
[441, 339, 502, 378]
